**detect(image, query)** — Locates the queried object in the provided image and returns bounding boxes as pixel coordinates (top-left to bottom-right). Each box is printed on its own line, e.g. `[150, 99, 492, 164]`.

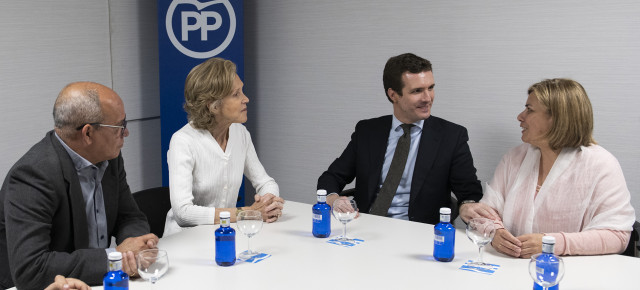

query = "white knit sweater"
[163, 123, 279, 236]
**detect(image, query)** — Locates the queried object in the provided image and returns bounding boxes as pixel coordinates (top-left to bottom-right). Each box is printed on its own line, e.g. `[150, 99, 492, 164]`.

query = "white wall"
[1, 1, 638, 221]
[244, 0, 640, 220]
[0, 0, 162, 193]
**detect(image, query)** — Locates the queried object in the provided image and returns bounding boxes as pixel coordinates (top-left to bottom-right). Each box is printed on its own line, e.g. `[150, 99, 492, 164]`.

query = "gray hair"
[53, 85, 103, 139]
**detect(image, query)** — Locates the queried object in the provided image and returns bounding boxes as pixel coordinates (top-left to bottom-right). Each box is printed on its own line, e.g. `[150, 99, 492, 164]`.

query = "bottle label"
[535, 254, 560, 289]
[434, 234, 445, 244]
[312, 213, 322, 221]
[221, 218, 229, 227]
[542, 243, 554, 253]
[318, 196, 326, 203]
[440, 214, 450, 223]
[108, 259, 122, 271]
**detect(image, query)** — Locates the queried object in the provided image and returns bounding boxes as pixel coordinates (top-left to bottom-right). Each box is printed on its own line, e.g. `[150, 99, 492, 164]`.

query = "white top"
[107, 251, 122, 261]
[542, 236, 555, 245]
[164, 123, 279, 236]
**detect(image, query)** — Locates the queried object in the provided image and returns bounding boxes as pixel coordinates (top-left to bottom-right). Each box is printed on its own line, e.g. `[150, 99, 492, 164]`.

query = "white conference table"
[98, 201, 638, 289]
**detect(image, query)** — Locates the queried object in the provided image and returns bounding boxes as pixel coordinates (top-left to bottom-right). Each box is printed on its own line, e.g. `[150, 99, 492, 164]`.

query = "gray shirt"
[55, 133, 109, 248]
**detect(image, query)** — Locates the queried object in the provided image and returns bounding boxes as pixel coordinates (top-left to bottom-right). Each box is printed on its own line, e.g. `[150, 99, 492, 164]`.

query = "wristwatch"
[236, 207, 244, 216]
[460, 200, 477, 205]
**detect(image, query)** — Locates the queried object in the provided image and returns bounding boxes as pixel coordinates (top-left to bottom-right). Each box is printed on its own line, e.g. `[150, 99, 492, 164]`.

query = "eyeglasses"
[76, 119, 128, 137]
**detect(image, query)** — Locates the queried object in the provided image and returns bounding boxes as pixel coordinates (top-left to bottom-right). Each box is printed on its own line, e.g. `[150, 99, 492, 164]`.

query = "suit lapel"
[367, 116, 392, 202]
[49, 132, 90, 249]
[410, 117, 443, 204]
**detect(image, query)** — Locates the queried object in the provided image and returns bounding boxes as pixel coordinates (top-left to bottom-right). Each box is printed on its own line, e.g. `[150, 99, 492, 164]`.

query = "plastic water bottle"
[433, 207, 455, 262]
[215, 211, 236, 266]
[103, 252, 129, 290]
[312, 189, 331, 238]
[534, 236, 559, 290]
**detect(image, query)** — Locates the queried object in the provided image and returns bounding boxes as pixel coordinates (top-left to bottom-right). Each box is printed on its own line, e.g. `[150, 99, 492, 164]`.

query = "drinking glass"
[529, 254, 565, 290]
[237, 209, 264, 261]
[466, 218, 496, 266]
[137, 249, 169, 285]
[332, 199, 358, 242]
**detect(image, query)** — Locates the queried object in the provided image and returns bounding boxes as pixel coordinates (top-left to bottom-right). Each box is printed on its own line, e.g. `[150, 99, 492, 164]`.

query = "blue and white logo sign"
[165, 0, 236, 58]
[158, 0, 243, 197]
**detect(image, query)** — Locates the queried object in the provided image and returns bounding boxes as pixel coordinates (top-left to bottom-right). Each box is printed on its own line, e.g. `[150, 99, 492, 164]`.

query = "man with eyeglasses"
[0, 82, 158, 289]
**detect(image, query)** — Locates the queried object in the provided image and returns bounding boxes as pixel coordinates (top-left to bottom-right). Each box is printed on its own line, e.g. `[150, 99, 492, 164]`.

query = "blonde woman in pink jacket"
[481, 78, 635, 258]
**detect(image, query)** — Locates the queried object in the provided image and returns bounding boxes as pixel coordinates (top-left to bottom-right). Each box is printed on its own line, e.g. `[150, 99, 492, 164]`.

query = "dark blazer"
[0, 131, 150, 289]
[318, 115, 482, 224]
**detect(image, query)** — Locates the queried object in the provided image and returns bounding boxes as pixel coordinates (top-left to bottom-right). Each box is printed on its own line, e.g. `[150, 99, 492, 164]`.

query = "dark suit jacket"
[317, 115, 482, 224]
[0, 131, 150, 289]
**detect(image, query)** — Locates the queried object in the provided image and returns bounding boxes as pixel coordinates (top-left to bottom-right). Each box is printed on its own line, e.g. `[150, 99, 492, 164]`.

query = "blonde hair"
[183, 58, 237, 130]
[528, 78, 595, 150]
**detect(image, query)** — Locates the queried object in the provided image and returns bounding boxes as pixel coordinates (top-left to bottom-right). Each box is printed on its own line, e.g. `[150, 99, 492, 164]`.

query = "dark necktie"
[370, 123, 413, 216]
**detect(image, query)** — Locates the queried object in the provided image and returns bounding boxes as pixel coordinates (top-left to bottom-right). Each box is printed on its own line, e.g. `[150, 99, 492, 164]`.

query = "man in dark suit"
[318, 53, 498, 224]
[0, 82, 159, 289]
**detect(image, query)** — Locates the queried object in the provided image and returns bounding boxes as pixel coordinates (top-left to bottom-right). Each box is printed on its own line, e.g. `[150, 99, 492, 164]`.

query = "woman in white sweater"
[164, 58, 284, 236]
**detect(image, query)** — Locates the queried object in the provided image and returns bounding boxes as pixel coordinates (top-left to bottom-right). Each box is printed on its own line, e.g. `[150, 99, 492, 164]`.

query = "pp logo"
[166, 0, 236, 59]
